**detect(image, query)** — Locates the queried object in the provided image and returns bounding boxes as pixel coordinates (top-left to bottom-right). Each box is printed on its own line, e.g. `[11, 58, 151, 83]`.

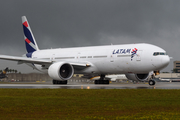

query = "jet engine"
[125, 73, 150, 81]
[48, 62, 74, 80]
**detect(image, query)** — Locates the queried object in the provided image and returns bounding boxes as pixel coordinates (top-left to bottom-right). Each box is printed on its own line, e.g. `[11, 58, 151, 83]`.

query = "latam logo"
[112, 49, 131, 54]
[112, 48, 138, 61]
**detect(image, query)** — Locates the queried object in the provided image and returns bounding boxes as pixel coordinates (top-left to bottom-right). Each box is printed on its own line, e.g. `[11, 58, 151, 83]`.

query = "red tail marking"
[25, 38, 31, 44]
[23, 21, 28, 27]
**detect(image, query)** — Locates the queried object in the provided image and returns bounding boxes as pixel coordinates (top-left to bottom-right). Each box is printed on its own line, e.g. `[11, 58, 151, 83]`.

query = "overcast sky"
[0, 0, 179, 73]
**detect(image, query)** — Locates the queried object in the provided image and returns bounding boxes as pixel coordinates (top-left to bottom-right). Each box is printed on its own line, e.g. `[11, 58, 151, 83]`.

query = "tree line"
[0, 69, 19, 73]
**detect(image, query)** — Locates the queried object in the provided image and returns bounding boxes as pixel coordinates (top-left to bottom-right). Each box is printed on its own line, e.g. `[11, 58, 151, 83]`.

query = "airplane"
[0, 16, 170, 85]
[0, 67, 8, 79]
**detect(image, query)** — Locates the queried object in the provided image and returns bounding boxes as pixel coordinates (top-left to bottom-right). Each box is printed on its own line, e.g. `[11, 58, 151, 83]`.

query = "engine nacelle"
[48, 62, 74, 80]
[125, 73, 150, 81]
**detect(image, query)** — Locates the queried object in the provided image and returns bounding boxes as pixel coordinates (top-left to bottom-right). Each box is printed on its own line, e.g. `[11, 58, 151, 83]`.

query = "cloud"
[0, 0, 179, 73]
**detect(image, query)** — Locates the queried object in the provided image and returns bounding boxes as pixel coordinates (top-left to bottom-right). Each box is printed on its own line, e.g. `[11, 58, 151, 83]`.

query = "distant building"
[173, 61, 180, 73]
[156, 73, 180, 78]
[1, 73, 84, 82]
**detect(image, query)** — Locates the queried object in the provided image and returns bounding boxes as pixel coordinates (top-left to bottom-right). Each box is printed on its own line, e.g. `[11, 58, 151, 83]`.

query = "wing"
[0, 55, 52, 65]
[0, 55, 90, 67]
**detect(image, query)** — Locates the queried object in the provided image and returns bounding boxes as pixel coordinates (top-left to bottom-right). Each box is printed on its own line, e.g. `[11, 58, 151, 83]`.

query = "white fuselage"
[30, 43, 170, 75]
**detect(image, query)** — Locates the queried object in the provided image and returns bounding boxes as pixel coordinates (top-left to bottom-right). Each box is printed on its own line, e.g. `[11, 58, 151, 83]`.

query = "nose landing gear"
[148, 79, 155, 86]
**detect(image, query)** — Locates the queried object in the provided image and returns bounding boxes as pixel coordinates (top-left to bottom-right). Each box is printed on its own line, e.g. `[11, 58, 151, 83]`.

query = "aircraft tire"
[149, 80, 155, 86]
[94, 80, 109, 84]
[94, 80, 97, 84]
[53, 80, 67, 84]
[53, 80, 57, 84]
[57, 81, 60, 84]
[62, 80, 67, 84]
[104, 80, 109, 84]
[100, 80, 103, 84]
[95, 80, 99, 84]
[107, 80, 110, 84]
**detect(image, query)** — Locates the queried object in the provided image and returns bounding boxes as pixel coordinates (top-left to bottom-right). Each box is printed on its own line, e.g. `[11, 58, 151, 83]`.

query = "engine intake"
[48, 62, 74, 80]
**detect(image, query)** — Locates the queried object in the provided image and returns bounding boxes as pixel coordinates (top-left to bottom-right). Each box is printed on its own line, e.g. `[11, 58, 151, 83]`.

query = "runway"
[0, 82, 180, 89]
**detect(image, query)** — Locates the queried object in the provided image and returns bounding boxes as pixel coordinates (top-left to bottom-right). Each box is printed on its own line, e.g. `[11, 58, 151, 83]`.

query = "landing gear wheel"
[53, 80, 67, 84]
[149, 80, 155, 86]
[62, 80, 67, 84]
[95, 80, 99, 84]
[104, 80, 109, 84]
[52, 80, 58, 84]
[94, 74, 109, 84]
[94, 80, 109, 84]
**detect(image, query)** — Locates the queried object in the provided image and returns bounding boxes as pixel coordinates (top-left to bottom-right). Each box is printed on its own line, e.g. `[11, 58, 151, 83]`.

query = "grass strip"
[0, 89, 179, 119]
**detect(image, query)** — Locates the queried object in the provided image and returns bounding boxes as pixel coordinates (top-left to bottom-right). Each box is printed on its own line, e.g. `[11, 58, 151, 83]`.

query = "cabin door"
[136, 50, 142, 61]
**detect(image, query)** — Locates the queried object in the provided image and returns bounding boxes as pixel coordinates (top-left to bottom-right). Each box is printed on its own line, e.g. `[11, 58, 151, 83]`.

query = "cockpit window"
[153, 52, 166, 56]
[160, 53, 165, 55]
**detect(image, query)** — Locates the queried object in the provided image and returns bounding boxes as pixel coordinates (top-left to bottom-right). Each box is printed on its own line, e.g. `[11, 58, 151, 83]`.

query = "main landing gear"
[94, 74, 109, 84]
[148, 79, 156, 86]
[53, 80, 67, 84]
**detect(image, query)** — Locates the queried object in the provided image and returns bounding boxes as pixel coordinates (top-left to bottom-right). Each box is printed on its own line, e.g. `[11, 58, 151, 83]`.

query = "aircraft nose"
[161, 56, 170, 67]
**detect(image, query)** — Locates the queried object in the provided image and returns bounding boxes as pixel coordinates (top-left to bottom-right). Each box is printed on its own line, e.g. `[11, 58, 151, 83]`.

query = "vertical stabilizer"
[22, 16, 39, 53]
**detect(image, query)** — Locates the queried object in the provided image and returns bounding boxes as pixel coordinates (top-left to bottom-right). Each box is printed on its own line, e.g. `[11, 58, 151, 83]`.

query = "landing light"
[86, 64, 91, 67]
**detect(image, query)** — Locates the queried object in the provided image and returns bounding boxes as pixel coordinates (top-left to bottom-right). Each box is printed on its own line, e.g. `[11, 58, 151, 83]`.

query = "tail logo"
[23, 21, 37, 53]
[23, 21, 28, 28]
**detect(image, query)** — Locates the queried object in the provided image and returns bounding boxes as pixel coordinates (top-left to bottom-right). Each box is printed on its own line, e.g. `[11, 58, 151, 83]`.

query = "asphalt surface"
[0, 81, 180, 89]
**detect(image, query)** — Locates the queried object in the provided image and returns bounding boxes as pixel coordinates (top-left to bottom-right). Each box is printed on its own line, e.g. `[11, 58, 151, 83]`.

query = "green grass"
[0, 89, 180, 119]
